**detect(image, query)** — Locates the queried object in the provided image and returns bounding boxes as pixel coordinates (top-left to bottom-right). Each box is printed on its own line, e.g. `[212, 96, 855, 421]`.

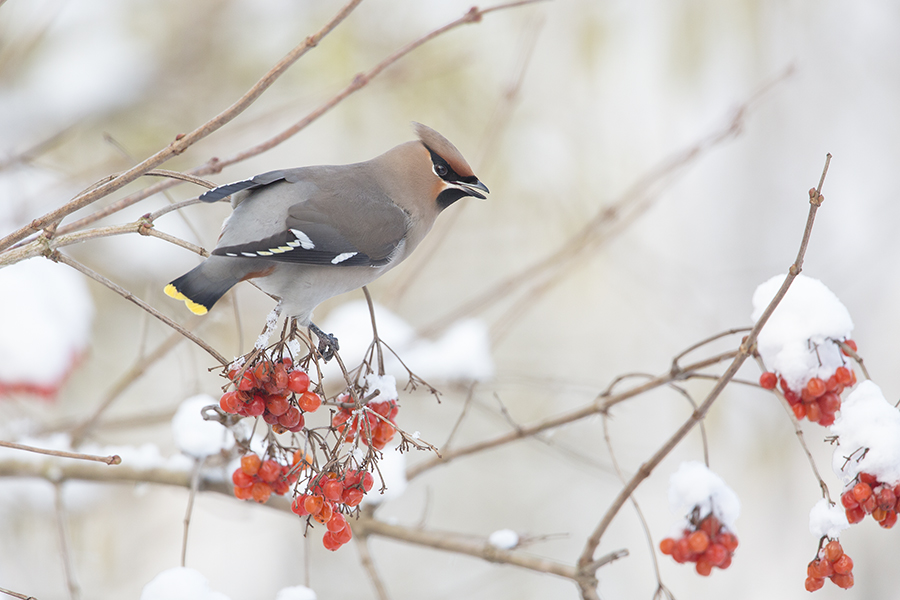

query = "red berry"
[687, 530, 710, 553]
[298, 391, 322, 412]
[234, 485, 253, 500]
[784, 388, 800, 406]
[232, 469, 254, 488]
[322, 531, 342, 551]
[237, 372, 256, 391]
[845, 506, 865, 524]
[361, 471, 375, 492]
[323, 479, 344, 502]
[703, 543, 728, 567]
[333, 524, 352, 543]
[879, 510, 897, 529]
[806, 378, 826, 398]
[840, 490, 859, 509]
[831, 572, 854, 589]
[288, 370, 310, 394]
[861, 494, 877, 514]
[342, 487, 364, 507]
[859, 472, 877, 486]
[659, 538, 675, 555]
[327, 512, 347, 533]
[246, 394, 266, 417]
[877, 487, 897, 510]
[804, 576, 825, 592]
[823, 540, 842, 562]
[695, 560, 712, 576]
[792, 403, 807, 420]
[265, 394, 289, 417]
[291, 495, 309, 516]
[273, 362, 289, 391]
[805, 402, 822, 423]
[759, 372, 778, 390]
[250, 481, 272, 503]
[817, 412, 835, 427]
[717, 531, 739, 552]
[832, 554, 853, 575]
[809, 558, 833, 579]
[818, 392, 840, 415]
[258, 459, 282, 483]
[841, 339, 857, 356]
[699, 515, 721, 538]
[220, 391, 242, 414]
[278, 407, 302, 429]
[834, 366, 852, 386]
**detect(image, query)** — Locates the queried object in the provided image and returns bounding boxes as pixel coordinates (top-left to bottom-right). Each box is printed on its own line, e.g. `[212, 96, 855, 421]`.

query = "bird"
[165, 122, 488, 357]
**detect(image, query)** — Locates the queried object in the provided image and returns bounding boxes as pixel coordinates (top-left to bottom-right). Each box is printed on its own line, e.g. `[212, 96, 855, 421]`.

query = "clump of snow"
[274, 586, 317, 600]
[488, 529, 519, 549]
[319, 301, 493, 383]
[360, 446, 407, 505]
[751, 274, 853, 392]
[255, 305, 282, 350]
[364, 373, 398, 403]
[0, 259, 93, 396]
[830, 381, 900, 486]
[809, 498, 850, 538]
[172, 395, 233, 458]
[668, 461, 741, 531]
[140, 567, 230, 600]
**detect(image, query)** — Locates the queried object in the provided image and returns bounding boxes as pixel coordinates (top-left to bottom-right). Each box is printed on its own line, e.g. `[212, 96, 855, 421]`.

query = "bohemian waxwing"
[165, 122, 488, 353]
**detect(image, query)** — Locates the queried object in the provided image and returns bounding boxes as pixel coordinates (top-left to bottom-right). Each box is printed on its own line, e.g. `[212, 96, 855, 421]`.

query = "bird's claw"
[309, 323, 340, 362]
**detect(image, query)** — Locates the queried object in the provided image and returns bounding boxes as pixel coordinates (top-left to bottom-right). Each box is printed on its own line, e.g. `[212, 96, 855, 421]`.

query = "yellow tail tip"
[164, 284, 209, 315]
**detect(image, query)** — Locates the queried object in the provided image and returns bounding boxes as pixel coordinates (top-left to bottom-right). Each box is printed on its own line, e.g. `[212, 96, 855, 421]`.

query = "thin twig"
[182, 457, 206, 567]
[0, 586, 37, 600]
[70, 330, 188, 445]
[575, 153, 831, 579]
[355, 533, 390, 600]
[50, 252, 227, 365]
[406, 351, 738, 480]
[0, 440, 120, 465]
[362, 287, 385, 376]
[54, 484, 80, 600]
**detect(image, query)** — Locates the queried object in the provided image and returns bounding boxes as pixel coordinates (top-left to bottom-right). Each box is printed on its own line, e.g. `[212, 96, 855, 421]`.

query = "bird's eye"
[433, 164, 448, 178]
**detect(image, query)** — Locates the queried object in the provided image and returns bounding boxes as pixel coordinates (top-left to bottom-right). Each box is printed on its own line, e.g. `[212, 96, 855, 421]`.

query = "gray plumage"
[165, 123, 488, 327]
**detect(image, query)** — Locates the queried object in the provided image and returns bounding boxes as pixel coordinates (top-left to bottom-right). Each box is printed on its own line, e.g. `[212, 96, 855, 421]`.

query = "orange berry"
[834, 366, 852, 385]
[304, 494, 324, 515]
[659, 538, 675, 555]
[687, 530, 710, 553]
[806, 377, 826, 398]
[323, 479, 343, 502]
[845, 506, 865, 524]
[823, 540, 843, 562]
[314, 501, 333, 524]
[291, 495, 309, 516]
[840, 490, 858, 509]
[250, 481, 272, 503]
[804, 576, 824, 592]
[805, 402, 821, 423]
[809, 558, 833, 579]
[232, 469, 254, 488]
[234, 485, 253, 500]
[298, 391, 322, 412]
[240, 454, 261, 476]
[831, 572, 854, 589]
[832, 554, 853, 575]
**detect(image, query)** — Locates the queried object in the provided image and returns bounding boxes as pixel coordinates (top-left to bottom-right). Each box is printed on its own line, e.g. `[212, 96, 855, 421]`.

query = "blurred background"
[1, 0, 899, 598]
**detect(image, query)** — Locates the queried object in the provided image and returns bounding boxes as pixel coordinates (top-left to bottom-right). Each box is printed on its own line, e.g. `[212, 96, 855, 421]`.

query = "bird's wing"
[198, 170, 292, 203]
[211, 174, 409, 267]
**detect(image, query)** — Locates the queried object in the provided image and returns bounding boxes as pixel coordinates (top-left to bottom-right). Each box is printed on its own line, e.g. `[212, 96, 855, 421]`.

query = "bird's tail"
[164, 257, 244, 315]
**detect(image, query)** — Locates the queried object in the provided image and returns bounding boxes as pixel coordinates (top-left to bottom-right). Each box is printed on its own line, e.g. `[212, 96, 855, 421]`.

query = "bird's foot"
[309, 322, 340, 362]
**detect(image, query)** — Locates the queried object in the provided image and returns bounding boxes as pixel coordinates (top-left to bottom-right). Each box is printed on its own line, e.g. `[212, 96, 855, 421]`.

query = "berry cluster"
[291, 469, 375, 550]
[232, 451, 307, 503]
[659, 514, 739, 576]
[759, 353, 857, 427]
[806, 539, 854, 591]
[332, 397, 399, 450]
[219, 357, 322, 434]
[840, 472, 899, 528]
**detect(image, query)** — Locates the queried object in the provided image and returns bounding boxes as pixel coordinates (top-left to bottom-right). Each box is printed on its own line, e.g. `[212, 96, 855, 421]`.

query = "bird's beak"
[454, 179, 489, 200]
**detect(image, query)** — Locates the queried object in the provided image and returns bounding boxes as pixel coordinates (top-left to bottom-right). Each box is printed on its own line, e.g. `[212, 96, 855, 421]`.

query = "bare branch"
[0, 440, 121, 465]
